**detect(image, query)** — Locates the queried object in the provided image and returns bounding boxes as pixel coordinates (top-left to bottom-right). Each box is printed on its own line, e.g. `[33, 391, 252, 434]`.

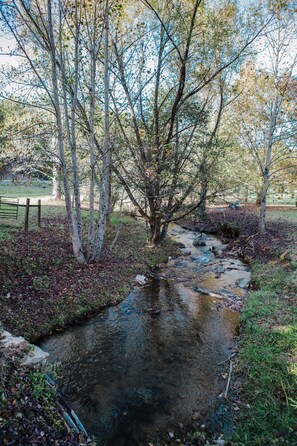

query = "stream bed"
[39, 226, 250, 445]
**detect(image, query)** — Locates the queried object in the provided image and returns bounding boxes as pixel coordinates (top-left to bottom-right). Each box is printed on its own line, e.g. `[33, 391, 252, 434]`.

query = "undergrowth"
[0, 340, 80, 445]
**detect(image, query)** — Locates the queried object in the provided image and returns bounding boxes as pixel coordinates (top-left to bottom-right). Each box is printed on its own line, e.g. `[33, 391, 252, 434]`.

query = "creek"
[39, 225, 250, 445]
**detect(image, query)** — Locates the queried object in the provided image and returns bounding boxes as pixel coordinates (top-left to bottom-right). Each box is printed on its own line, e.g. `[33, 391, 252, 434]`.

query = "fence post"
[24, 198, 30, 232]
[37, 199, 41, 227]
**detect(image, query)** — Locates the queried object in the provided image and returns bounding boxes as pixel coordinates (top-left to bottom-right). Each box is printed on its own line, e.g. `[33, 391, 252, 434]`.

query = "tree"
[0, 100, 53, 181]
[109, 0, 270, 244]
[0, 0, 112, 263]
[230, 2, 297, 233]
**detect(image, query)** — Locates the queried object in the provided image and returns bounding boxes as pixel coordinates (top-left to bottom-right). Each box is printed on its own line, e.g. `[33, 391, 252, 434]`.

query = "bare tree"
[230, 4, 297, 233]
[109, 0, 271, 244]
[1, 0, 112, 263]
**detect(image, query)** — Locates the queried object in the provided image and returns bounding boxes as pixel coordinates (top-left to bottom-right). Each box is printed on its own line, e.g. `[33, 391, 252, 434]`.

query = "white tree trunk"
[258, 94, 279, 234]
[93, 0, 111, 261]
[47, 0, 86, 264]
[52, 162, 62, 200]
[87, 10, 98, 262]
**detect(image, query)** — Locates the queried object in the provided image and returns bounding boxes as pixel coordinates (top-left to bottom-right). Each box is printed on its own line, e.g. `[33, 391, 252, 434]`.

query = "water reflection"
[41, 277, 238, 444]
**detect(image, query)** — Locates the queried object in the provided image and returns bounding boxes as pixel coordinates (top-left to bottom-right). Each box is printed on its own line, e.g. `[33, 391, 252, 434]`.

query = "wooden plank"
[24, 198, 30, 232]
[37, 199, 41, 227]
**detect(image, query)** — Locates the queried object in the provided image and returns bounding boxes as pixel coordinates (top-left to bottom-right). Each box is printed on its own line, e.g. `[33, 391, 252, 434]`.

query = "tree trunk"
[149, 215, 162, 247]
[197, 180, 207, 221]
[255, 190, 262, 206]
[47, 0, 86, 264]
[258, 172, 269, 234]
[160, 222, 169, 241]
[244, 185, 249, 204]
[86, 17, 97, 262]
[92, 0, 111, 261]
[52, 163, 62, 200]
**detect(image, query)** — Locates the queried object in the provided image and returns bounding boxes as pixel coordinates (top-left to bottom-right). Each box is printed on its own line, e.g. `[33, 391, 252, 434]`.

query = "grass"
[229, 262, 297, 445]
[267, 210, 297, 225]
[0, 180, 52, 198]
[0, 180, 63, 231]
[0, 204, 66, 234]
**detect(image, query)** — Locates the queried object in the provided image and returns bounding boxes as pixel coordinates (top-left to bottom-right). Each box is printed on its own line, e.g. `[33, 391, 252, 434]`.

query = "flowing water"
[39, 226, 250, 445]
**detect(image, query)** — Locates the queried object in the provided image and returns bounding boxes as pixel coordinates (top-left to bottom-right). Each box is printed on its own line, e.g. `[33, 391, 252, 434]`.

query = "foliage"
[228, 1, 297, 232]
[111, 0, 266, 243]
[0, 101, 52, 181]
[0, 0, 113, 263]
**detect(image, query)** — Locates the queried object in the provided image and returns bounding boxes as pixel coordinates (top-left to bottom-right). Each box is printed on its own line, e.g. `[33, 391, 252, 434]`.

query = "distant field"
[0, 181, 65, 232]
[223, 191, 296, 206]
[267, 209, 297, 224]
[0, 181, 52, 199]
[267, 193, 295, 206]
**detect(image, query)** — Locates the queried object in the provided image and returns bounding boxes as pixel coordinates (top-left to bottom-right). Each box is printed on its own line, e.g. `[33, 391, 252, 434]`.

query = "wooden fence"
[0, 196, 19, 220]
[0, 197, 41, 232]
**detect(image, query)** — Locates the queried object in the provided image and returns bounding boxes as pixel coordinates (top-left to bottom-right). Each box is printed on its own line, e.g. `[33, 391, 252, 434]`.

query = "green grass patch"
[0, 203, 66, 233]
[230, 263, 297, 445]
[267, 210, 297, 225]
[0, 181, 52, 197]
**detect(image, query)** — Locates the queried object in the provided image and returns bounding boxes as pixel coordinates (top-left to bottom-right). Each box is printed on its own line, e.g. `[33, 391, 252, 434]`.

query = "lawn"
[0, 181, 57, 231]
[0, 180, 52, 199]
[267, 208, 297, 224]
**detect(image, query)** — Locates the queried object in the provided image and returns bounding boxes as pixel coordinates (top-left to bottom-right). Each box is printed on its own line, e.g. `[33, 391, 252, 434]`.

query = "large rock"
[1, 330, 49, 367]
[22, 345, 49, 367]
[181, 248, 191, 256]
[193, 239, 206, 247]
[135, 274, 147, 285]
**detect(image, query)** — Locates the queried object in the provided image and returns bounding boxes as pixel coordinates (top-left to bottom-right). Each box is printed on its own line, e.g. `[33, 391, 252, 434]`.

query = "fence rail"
[0, 196, 19, 219]
[0, 197, 41, 231]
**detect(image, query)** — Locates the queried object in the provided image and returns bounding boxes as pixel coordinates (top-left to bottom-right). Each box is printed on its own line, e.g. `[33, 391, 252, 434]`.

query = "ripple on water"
[40, 227, 243, 445]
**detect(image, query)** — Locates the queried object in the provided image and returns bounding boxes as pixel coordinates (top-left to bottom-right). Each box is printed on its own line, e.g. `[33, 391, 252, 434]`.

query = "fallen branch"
[218, 352, 236, 365]
[224, 360, 233, 398]
[193, 286, 235, 300]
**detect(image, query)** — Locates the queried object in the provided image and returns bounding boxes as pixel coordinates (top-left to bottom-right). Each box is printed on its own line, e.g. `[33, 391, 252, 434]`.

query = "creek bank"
[0, 328, 84, 446]
[176, 209, 297, 446]
[0, 215, 179, 446]
[0, 216, 179, 343]
[181, 207, 295, 263]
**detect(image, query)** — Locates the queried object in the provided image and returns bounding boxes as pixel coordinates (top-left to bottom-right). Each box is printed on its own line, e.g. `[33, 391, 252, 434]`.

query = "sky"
[0, 5, 297, 73]
[0, 33, 20, 67]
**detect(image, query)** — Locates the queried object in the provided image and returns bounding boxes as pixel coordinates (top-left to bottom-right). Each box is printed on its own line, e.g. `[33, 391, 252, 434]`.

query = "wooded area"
[0, 0, 296, 263]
